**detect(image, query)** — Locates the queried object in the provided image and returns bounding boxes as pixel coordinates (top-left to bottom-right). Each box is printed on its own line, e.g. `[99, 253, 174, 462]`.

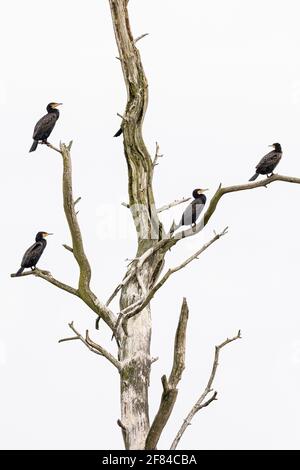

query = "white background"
[1, 0, 300, 450]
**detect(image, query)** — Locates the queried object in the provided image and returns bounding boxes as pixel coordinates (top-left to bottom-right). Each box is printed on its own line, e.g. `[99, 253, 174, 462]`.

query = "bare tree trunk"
[118, 285, 151, 449]
[108, 0, 163, 449]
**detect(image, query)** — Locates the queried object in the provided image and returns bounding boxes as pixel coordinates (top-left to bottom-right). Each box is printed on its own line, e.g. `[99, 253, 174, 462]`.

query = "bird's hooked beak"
[43, 232, 54, 237]
[199, 188, 208, 192]
[268, 144, 275, 148]
[52, 103, 63, 108]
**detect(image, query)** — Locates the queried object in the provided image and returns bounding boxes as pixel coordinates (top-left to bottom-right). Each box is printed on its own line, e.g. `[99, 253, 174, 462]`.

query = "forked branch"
[119, 228, 228, 330]
[59, 322, 121, 371]
[178, 173, 300, 240]
[11, 142, 116, 330]
[170, 330, 241, 450]
[60, 142, 116, 329]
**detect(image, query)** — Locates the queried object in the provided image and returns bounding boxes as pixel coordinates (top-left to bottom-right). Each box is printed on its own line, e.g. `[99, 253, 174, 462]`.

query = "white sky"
[1, 0, 300, 450]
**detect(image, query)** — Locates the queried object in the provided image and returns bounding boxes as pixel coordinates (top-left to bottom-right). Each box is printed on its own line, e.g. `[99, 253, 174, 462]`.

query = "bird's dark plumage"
[29, 140, 38, 152]
[15, 232, 52, 275]
[114, 128, 123, 138]
[29, 102, 62, 152]
[173, 189, 207, 231]
[249, 143, 282, 181]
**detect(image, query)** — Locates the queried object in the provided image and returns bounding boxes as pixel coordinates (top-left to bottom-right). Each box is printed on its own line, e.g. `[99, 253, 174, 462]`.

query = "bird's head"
[35, 232, 53, 241]
[269, 142, 281, 151]
[192, 188, 208, 198]
[47, 102, 63, 112]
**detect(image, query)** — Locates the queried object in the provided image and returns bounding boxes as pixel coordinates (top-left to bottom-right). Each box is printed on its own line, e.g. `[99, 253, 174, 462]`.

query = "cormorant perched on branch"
[15, 232, 53, 275]
[249, 143, 282, 181]
[29, 102, 62, 152]
[171, 188, 208, 232]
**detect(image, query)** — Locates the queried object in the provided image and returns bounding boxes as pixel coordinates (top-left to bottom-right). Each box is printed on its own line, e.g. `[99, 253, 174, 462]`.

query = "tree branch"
[153, 142, 163, 169]
[10, 268, 79, 297]
[59, 322, 121, 371]
[145, 298, 189, 450]
[134, 33, 149, 44]
[108, 227, 227, 339]
[59, 142, 116, 330]
[157, 197, 191, 214]
[176, 174, 300, 240]
[170, 330, 241, 450]
[203, 174, 300, 226]
[121, 228, 228, 327]
[121, 196, 191, 213]
[62, 244, 73, 253]
[12, 141, 116, 330]
[43, 141, 62, 154]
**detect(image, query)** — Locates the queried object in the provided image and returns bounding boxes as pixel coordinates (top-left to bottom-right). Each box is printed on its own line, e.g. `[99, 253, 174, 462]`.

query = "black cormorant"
[29, 102, 62, 152]
[173, 188, 208, 231]
[16, 232, 53, 275]
[249, 143, 282, 181]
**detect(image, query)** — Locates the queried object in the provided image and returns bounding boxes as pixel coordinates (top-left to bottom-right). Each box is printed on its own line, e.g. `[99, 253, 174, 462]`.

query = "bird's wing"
[181, 199, 205, 225]
[194, 199, 206, 219]
[256, 150, 280, 168]
[33, 113, 57, 139]
[21, 241, 44, 266]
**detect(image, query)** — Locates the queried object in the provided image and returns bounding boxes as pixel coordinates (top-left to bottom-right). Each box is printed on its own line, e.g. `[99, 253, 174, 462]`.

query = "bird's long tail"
[249, 173, 259, 182]
[29, 140, 38, 152]
[16, 267, 24, 276]
[113, 128, 123, 138]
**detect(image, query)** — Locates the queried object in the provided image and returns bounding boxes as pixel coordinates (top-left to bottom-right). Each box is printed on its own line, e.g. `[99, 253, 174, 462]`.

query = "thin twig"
[153, 142, 163, 168]
[74, 197, 81, 206]
[134, 33, 149, 43]
[43, 141, 62, 154]
[106, 284, 123, 307]
[170, 330, 241, 450]
[157, 197, 191, 213]
[60, 322, 121, 371]
[122, 197, 191, 213]
[58, 336, 79, 343]
[117, 112, 127, 121]
[62, 244, 73, 253]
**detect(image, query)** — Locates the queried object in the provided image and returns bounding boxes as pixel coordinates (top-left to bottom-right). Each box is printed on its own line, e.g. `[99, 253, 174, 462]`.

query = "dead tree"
[11, 0, 300, 450]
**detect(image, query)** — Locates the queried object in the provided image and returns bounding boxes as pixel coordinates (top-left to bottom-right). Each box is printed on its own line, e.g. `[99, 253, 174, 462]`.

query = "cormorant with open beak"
[15, 232, 53, 275]
[249, 143, 282, 181]
[29, 102, 62, 152]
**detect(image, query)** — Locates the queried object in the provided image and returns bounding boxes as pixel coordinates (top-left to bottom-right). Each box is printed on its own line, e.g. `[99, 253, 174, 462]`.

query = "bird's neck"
[195, 194, 206, 203]
[35, 236, 46, 245]
[274, 144, 282, 152]
[47, 107, 59, 117]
